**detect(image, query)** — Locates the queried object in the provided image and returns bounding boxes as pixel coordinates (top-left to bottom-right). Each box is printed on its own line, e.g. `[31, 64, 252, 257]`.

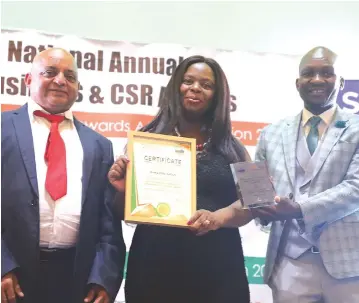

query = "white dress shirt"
[301, 105, 337, 140]
[27, 99, 83, 248]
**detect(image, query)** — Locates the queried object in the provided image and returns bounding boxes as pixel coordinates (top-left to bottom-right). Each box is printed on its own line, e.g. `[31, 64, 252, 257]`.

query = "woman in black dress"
[109, 56, 253, 303]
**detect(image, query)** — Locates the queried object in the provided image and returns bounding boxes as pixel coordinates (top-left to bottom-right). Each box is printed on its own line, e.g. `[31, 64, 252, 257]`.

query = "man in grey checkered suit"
[252, 46, 359, 302]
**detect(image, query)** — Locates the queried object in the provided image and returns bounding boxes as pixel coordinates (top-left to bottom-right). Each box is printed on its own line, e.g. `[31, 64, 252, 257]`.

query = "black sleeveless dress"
[125, 150, 250, 303]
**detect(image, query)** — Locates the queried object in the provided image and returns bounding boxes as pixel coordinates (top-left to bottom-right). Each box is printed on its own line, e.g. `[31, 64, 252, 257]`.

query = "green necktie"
[306, 116, 322, 155]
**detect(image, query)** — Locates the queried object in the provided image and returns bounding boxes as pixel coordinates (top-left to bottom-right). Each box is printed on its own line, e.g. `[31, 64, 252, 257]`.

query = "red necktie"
[34, 110, 67, 200]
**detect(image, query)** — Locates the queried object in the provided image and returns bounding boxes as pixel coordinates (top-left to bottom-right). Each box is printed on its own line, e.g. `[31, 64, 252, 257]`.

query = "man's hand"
[84, 284, 109, 303]
[1, 272, 24, 303]
[251, 195, 303, 222]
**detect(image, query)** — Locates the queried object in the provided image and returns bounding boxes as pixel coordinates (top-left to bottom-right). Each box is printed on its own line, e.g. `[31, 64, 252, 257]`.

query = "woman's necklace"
[174, 126, 212, 153]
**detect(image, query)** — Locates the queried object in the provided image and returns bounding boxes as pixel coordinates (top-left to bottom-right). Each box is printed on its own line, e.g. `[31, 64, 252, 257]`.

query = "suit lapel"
[311, 109, 350, 179]
[74, 119, 96, 205]
[282, 113, 301, 188]
[12, 104, 39, 197]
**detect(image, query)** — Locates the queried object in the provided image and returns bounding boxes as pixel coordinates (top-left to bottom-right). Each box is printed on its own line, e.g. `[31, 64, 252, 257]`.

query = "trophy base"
[245, 201, 276, 209]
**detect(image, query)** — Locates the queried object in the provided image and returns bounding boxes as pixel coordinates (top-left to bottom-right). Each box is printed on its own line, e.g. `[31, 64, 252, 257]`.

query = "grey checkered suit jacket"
[255, 108, 359, 282]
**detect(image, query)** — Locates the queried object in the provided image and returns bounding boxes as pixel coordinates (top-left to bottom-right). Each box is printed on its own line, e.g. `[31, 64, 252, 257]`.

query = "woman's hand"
[187, 205, 253, 236]
[108, 156, 129, 192]
[187, 209, 225, 236]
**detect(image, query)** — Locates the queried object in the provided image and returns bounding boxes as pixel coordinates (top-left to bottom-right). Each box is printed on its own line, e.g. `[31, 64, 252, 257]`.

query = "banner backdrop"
[1, 29, 358, 303]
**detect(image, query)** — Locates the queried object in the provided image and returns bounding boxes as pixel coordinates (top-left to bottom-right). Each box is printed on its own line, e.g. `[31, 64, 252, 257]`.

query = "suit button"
[31, 198, 39, 206]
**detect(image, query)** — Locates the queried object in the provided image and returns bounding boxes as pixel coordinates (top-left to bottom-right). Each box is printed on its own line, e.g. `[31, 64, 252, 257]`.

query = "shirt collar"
[27, 98, 74, 121]
[302, 105, 337, 127]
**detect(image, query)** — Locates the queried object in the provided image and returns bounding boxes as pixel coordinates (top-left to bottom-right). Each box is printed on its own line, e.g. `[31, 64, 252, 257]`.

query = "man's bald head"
[296, 46, 342, 114]
[299, 46, 338, 73]
[25, 48, 79, 114]
[31, 48, 77, 72]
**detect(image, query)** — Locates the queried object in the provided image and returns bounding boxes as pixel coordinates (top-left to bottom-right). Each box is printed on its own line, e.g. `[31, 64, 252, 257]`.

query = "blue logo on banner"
[336, 80, 359, 115]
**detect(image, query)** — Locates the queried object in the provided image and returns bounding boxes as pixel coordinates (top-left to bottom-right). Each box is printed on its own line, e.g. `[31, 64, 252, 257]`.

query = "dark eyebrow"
[44, 66, 57, 70]
[65, 69, 76, 74]
[184, 74, 214, 82]
[44, 66, 76, 74]
[300, 67, 311, 72]
[301, 65, 334, 73]
[322, 66, 334, 70]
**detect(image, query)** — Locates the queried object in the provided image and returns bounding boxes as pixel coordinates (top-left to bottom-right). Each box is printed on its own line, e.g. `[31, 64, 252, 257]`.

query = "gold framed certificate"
[125, 131, 197, 227]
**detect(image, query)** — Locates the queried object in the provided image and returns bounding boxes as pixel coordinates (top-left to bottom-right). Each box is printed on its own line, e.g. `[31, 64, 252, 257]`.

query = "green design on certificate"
[125, 131, 197, 227]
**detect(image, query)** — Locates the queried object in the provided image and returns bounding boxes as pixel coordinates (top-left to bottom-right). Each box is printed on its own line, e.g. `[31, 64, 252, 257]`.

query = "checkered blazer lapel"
[311, 110, 350, 180]
[281, 112, 302, 189]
